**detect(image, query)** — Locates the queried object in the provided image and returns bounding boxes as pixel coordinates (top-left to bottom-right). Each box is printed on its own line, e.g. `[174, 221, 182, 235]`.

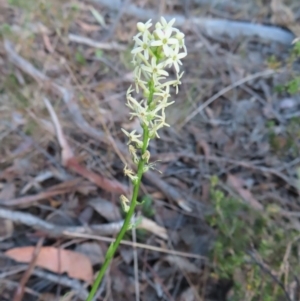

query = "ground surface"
[1, 0, 300, 300]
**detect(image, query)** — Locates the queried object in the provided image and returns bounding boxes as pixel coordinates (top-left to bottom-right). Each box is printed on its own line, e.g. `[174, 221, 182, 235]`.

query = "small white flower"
[141, 150, 150, 163]
[155, 97, 175, 112]
[130, 104, 160, 126]
[155, 17, 176, 31]
[120, 195, 130, 212]
[165, 44, 187, 73]
[141, 57, 169, 79]
[143, 161, 162, 173]
[150, 95, 174, 117]
[121, 129, 143, 147]
[154, 85, 170, 102]
[149, 111, 170, 138]
[173, 71, 184, 94]
[134, 76, 148, 94]
[151, 28, 178, 57]
[133, 66, 141, 81]
[126, 85, 135, 98]
[126, 97, 150, 125]
[126, 94, 144, 115]
[131, 31, 151, 60]
[129, 145, 139, 164]
[175, 31, 186, 51]
[175, 31, 185, 40]
[124, 164, 138, 183]
[137, 19, 152, 33]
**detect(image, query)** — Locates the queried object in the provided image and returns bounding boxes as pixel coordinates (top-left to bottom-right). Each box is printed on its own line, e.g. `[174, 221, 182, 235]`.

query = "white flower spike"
[123, 17, 186, 178]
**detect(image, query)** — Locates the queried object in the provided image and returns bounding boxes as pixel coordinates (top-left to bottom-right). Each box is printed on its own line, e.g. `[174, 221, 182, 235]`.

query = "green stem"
[86, 90, 153, 301]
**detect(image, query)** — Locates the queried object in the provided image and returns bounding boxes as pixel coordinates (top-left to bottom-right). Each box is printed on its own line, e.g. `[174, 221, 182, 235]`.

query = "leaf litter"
[0, 0, 300, 300]
[5, 246, 93, 283]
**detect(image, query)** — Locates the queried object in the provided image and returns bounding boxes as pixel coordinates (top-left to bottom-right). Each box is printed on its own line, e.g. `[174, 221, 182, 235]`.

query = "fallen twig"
[0, 279, 39, 299]
[0, 178, 83, 207]
[0, 207, 166, 239]
[68, 33, 126, 51]
[12, 238, 44, 301]
[0, 207, 90, 236]
[32, 268, 89, 300]
[0, 207, 203, 259]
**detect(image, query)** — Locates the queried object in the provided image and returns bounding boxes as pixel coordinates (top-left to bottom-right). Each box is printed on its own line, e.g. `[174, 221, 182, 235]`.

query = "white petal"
[133, 32, 142, 40]
[168, 18, 176, 28]
[167, 38, 178, 45]
[161, 16, 167, 26]
[145, 19, 152, 29]
[151, 40, 163, 47]
[178, 52, 187, 59]
[155, 28, 164, 40]
[155, 22, 162, 29]
[157, 61, 166, 69]
[151, 57, 157, 68]
[174, 62, 179, 73]
[165, 58, 172, 66]
[165, 28, 173, 38]
[133, 39, 143, 47]
[158, 69, 169, 76]
[142, 31, 149, 43]
[141, 65, 152, 73]
[131, 47, 143, 54]
[163, 44, 171, 56]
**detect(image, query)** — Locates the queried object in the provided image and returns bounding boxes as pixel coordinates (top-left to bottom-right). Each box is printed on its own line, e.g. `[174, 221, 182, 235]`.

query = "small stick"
[0, 207, 205, 259]
[68, 33, 126, 51]
[12, 238, 44, 301]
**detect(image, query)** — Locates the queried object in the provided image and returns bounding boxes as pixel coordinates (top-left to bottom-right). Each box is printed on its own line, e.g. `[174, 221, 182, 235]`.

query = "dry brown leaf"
[89, 197, 121, 222]
[42, 34, 54, 53]
[77, 20, 100, 32]
[227, 174, 263, 211]
[165, 255, 200, 274]
[150, 191, 165, 199]
[139, 217, 168, 240]
[5, 246, 93, 283]
[75, 242, 104, 265]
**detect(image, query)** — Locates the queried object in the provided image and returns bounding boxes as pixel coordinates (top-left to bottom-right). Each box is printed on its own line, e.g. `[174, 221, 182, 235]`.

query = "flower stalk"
[86, 17, 186, 301]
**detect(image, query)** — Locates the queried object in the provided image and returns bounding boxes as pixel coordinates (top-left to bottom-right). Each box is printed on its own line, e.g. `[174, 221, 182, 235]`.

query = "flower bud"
[176, 32, 185, 40]
[137, 22, 146, 32]
[142, 150, 150, 163]
[120, 195, 130, 213]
